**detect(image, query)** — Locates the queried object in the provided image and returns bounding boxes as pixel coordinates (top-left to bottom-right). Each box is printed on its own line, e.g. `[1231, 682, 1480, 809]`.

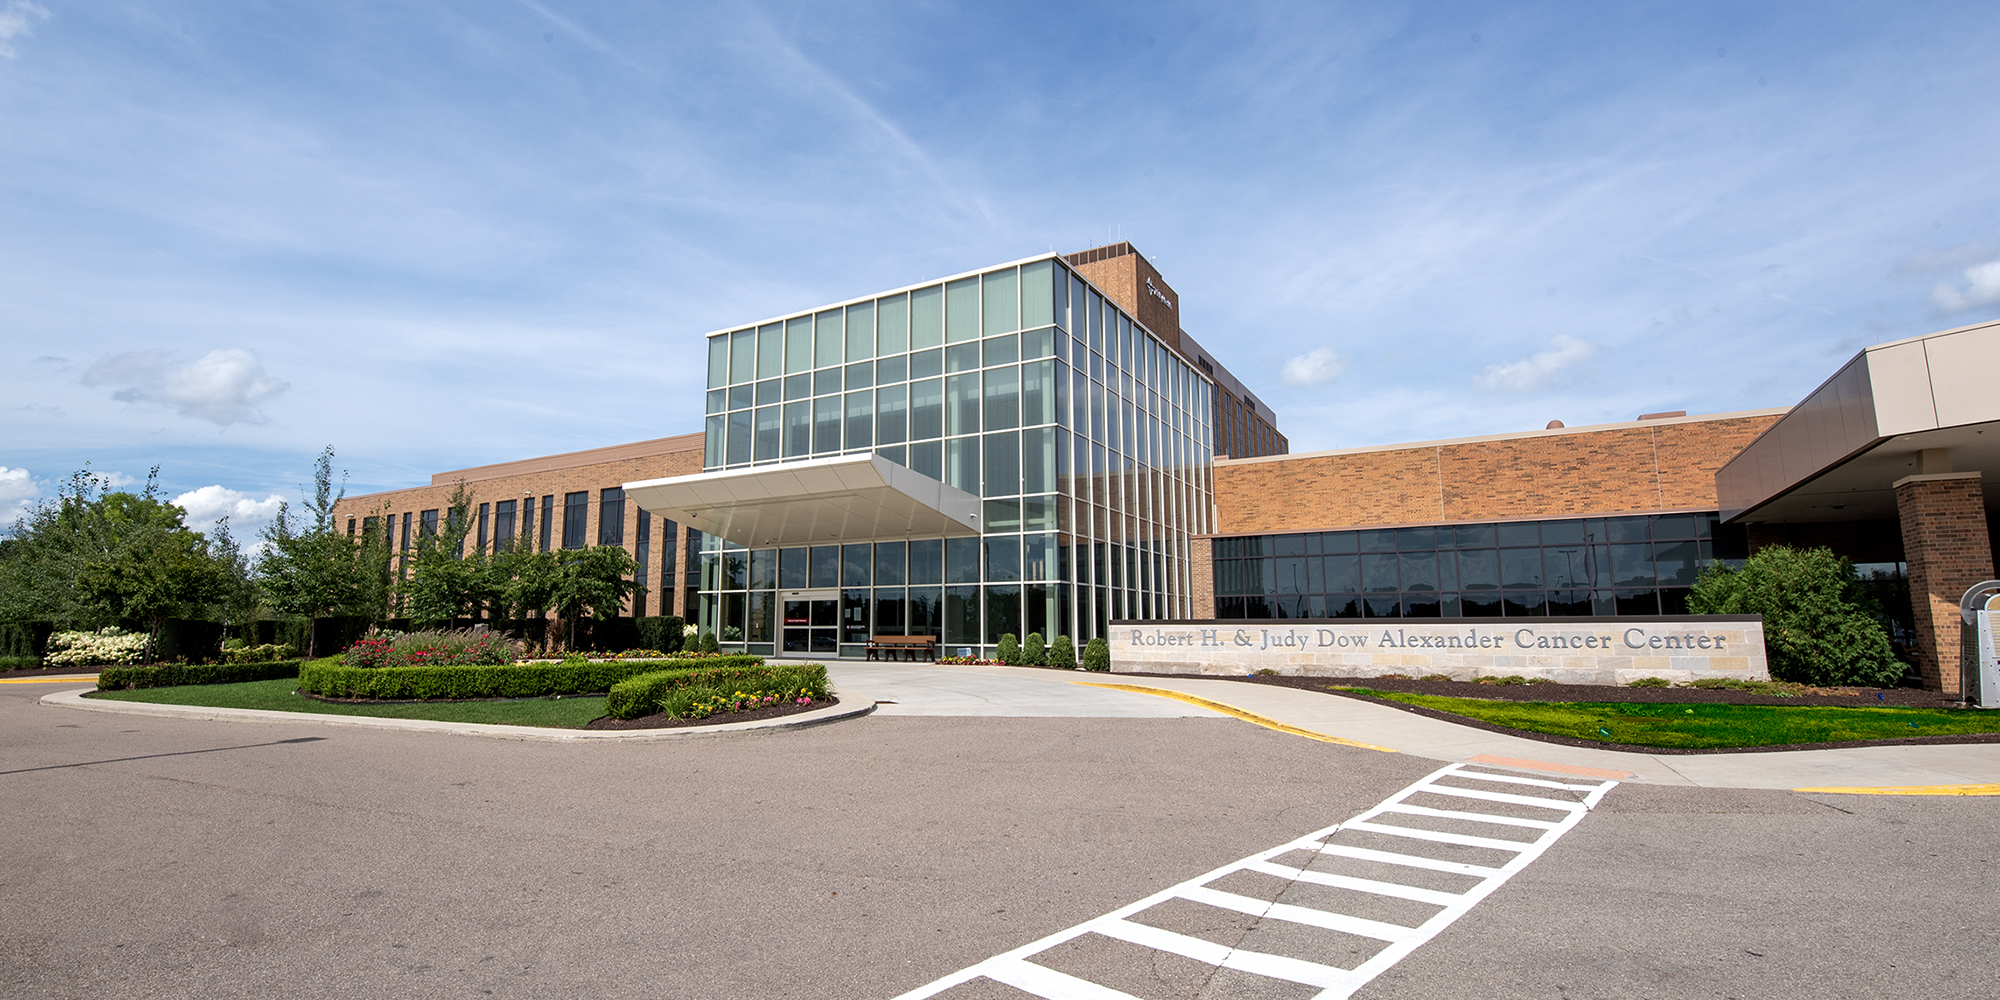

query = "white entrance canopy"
[622, 453, 982, 549]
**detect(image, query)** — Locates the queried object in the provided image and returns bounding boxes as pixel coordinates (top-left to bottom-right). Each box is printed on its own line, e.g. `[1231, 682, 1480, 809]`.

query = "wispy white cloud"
[1474, 335, 1602, 393]
[82, 349, 288, 426]
[0, 1, 48, 60]
[1932, 259, 2000, 315]
[1280, 346, 1349, 386]
[172, 484, 286, 541]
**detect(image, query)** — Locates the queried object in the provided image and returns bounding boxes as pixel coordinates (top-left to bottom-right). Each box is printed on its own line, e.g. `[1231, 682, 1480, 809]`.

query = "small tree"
[546, 546, 640, 651]
[1688, 545, 1902, 687]
[258, 448, 386, 657]
[997, 632, 1021, 665]
[399, 482, 498, 627]
[1047, 634, 1077, 670]
[1082, 637, 1111, 672]
[1022, 631, 1046, 666]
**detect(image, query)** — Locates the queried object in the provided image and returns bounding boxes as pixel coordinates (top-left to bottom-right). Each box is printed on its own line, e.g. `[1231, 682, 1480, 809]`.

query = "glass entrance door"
[782, 590, 839, 654]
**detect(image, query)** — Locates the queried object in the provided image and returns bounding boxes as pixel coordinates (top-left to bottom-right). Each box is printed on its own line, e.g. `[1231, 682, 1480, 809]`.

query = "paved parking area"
[6, 673, 1998, 998]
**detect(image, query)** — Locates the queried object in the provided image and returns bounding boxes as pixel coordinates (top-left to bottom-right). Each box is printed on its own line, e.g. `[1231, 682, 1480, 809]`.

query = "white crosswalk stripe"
[889, 761, 1619, 1000]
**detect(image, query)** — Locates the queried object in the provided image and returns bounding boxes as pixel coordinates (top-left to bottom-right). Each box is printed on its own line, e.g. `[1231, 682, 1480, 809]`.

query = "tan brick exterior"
[1895, 473, 1994, 692]
[332, 434, 704, 621]
[1188, 533, 1216, 620]
[1212, 411, 1785, 535]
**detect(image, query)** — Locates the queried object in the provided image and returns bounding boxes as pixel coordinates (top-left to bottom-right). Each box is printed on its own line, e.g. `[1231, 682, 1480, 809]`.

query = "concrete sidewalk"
[824, 661, 2000, 791]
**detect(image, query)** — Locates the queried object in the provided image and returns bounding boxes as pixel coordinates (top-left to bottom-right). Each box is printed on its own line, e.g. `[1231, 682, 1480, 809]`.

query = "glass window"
[982, 267, 1018, 335]
[910, 347, 943, 379]
[1021, 427, 1054, 495]
[945, 373, 980, 435]
[1503, 592, 1547, 616]
[910, 378, 944, 439]
[944, 437, 979, 494]
[1397, 527, 1436, 550]
[754, 405, 780, 461]
[1610, 544, 1657, 587]
[944, 537, 981, 583]
[1321, 531, 1359, 554]
[983, 366, 1020, 430]
[726, 410, 752, 465]
[813, 396, 840, 453]
[910, 440, 942, 480]
[984, 333, 1019, 366]
[945, 277, 979, 342]
[783, 401, 811, 457]
[756, 322, 781, 379]
[874, 384, 908, 445]
[706, 388, 726, 414]
[1359, 529, 1398, 553]
[779, 547, 807, 589]
[1544, 545, 1591, 589]
[1607, 516, 1651, 542]
[783, 373, 810, 400]
[1539, 519, 1587, 545]
[877, 293, 908, 355]
[1398, 551, 1438, 591]
[1653, 514, 1698, 539]
[1022, 260, 1055, 328]
[876, 353, 907, 384]
[1323, 554, 1360, 592]
[985, 536, 1021, 582]
[784, 316, 812, 374]
[1275, 533, 1307, 558]
[1361, 553, 1399, 592]
[707, 335, 728, 388]
[727, 383, 753, 410]
[911, 285, 944, 349]
[729, 328, 754, 384]
[1655, 540, 1699, 586]
[755, 378, 780, 405]
[1497, 521, 1539, 547]
[984, 431, 1020, 497]
[845, 361, 873, 390]
[809, 545, 839, 588]
[1457, 549, 1499, 590]
[1501, 548, 1544, 589]
[749, 549, 777, 590]
[846, 301, 874, 361]
[985, 584, 1022, 643]
[906, 539, 943, 585]
[844, 391, 872, 449]
[814, 309, 843, 368]
[945, 342, 980, 373]
[944, 586, 980, 644]
[813, 368, 840, 396]
[841, 544, 870, 587]
[1451, 523, 1494, 549]
[1615, 589, 1660, 615]
[1021, 327, 1055, 361]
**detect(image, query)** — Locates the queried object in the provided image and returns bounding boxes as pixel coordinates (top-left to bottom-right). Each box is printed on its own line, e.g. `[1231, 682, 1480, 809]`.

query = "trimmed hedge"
[297, 654, 765, 701]
[97, 660, 304, 691]
[606, 663, 830, 719]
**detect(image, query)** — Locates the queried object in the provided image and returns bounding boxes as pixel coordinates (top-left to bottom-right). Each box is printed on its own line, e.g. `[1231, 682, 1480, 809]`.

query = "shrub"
[300, 654, 766, 701]
[1082, 637, 1111, 672]
[221, 643, 296, 664]
[1047, 634, 1077, 670]
[1022, 632, 1046, 666]
[699, 631, 720, 654]
[46, 628, 149, 667]
[341, 629, 518, 669]
[636, 615, 686, 654]
[98, 660, 303, 690]
[1254, 667, 1281, 677]
[1688, 545, 1902, 687]
[1627, 677, 1671, 688]
[1475, 675, 1530, 685]
[606, 663, 827, 719]
[997, 633, 1021, 665]
[1419, 673, 1452, 682]
[0, 655, 43, 671]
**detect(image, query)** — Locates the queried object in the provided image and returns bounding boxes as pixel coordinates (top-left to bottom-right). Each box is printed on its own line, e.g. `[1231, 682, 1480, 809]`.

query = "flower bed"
[46, 628, 149, 667]
[298, 654, 765, 701]
[605, 663, 829, 719]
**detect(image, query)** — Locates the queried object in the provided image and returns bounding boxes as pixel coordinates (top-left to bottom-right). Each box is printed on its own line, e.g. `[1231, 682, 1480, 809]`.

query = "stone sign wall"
[1109, 616, 1768, 685]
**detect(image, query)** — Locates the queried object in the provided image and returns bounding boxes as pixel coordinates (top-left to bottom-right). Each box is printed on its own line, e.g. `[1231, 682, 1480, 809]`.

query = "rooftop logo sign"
[1145, 276, 1173, 310]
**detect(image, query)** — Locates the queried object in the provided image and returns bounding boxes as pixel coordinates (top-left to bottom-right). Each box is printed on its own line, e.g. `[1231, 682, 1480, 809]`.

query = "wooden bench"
[867, 635, 937, 662]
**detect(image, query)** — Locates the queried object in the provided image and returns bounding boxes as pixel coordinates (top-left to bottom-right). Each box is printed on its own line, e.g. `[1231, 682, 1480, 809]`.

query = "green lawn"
[88, 678, 608, 728]
[1339, 688, 2000, 749]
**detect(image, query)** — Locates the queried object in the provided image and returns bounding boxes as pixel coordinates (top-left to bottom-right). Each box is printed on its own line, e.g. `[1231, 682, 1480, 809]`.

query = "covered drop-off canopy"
[622, 453, 982, 549]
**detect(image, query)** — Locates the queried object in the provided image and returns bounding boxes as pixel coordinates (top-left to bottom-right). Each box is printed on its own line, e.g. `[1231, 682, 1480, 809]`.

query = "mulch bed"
[1123, 672, 1997, 755]
[583, 697, 838, 731]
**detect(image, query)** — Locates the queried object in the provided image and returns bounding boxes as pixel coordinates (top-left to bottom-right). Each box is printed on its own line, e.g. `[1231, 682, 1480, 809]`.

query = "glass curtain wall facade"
[698, 255, 1217, 656]
[1213, 513, 1752, 620]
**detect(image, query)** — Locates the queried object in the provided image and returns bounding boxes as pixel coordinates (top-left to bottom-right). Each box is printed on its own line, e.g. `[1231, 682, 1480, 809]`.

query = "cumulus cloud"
[172, 485, 286, 541]
[1473, 334, 1602, 393]
[82, 348, 289, 426]
[0, 1, 48, 60]
[0, 466, 41, 525]
[1932, 259, 2000, 315]
[1281, 346, 1350, 386]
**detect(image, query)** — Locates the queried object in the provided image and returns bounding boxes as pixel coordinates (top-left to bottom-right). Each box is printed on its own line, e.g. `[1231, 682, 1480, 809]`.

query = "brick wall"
[1188, 535, 1216, 620]
[332, 438, 704, 620]
[1894, 472, 1994, 691]
[1213, 411, 1784, 534]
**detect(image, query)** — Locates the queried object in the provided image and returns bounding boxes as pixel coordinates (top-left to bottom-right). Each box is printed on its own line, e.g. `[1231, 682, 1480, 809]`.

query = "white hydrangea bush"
[45, 627, 150, 666]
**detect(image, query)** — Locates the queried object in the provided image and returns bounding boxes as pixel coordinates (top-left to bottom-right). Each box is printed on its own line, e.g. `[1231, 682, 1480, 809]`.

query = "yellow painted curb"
[0, 676, 97, 684]
[1795, 783, 2000, 796]
[1072, 681, 1396, 753]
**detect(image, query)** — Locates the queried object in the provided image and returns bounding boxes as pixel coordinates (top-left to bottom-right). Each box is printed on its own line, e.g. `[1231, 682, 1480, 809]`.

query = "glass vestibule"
[697, 253, 1218, 657]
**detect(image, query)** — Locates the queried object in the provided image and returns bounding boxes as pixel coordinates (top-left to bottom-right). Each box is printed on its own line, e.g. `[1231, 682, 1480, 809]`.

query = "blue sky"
[4, 0, 1999, 537]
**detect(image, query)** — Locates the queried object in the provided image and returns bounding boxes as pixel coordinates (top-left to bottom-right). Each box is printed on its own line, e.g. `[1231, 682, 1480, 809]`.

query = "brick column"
[1895, 472, 1994, 691]
[1189, 536, 1216, 620]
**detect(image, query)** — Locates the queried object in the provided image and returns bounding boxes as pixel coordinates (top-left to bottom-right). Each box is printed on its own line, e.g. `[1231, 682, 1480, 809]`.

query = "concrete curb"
[39, 686, 879, 742]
